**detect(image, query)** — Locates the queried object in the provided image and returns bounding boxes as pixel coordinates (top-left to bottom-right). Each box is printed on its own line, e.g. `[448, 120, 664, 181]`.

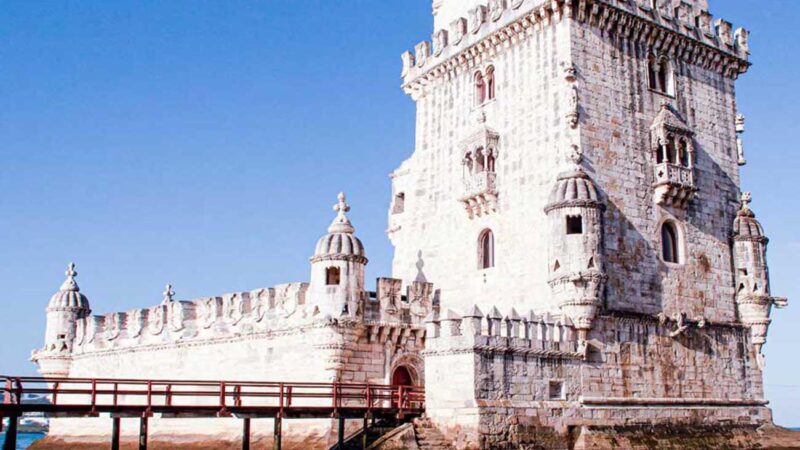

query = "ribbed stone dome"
[733, 193, 766, 241]
[311, 193, 368, 263]
[545, 147, 603, 213]
[48, 263, 91, 311]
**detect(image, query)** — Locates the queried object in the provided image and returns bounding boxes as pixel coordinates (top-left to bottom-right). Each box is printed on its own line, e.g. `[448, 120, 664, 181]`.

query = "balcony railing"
[654, 162, 693, 187]
[653, 162, 696, 208]
[462, 171, 497, 199]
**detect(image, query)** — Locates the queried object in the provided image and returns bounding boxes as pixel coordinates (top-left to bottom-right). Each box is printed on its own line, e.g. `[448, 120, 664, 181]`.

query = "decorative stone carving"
[651, 102, 697, 208]
[415, 41, 431, 68]
[450, 18, 467, 45]
[200, 297, 220, 329]
[168, 301, 186, 332]
[433, 29, 448, 56]
[510, 0, 524, 10]
[401, 51, 415, 78]
[148, 305, 165, 335]
[488, 0, 505, 22]
[251, 288, 272, 322]
[460, 121, 500, 218]
[468, 6, 486, 34]
[408, 281, 434, 324]
[377, 277, 402, 321]
[224, 293, 245, 326]
[104, 313, 122, 341]
[128, 309, 144, 338]
[735, 113, 746, 166]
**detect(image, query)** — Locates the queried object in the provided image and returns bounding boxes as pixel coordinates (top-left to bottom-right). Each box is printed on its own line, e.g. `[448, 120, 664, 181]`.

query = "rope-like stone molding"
[422, 345, 583, 360]
[580, 396, 768, 407]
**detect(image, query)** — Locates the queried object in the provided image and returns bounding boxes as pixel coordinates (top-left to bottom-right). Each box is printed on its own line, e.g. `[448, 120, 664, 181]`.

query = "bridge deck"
[1, 375, 425, 450]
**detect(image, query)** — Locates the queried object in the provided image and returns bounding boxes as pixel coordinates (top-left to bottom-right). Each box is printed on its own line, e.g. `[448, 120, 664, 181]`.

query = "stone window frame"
[647, 52, 675, 97]
[478, 228, 495, 270]
[472, 64, 497, 108]
[657, 219, 685, 265]
[325, 266, 341, 285]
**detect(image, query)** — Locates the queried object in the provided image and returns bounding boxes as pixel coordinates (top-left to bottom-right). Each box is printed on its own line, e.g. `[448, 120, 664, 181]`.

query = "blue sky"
[1, 0, 798, 426]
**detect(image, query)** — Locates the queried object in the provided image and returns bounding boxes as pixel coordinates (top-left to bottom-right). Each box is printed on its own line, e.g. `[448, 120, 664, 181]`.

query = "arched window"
[661, 222, 680, 264]
[486, 149, 496, 172]
[678, 138, 690, 167]
[475, 147, 485, 172]
[486, 66, 495, 101]
[666, 136, 677, 164]
[647, 53, 658, 90]
[478, 229, 495, 269]
[474, 72, 486, 106]
[647, 54, 674, 95]
[326, 267, 341, 285]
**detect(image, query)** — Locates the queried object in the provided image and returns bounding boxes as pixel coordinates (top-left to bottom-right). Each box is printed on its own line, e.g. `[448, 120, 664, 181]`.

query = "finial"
[741, 191, 751, 208]
[162, 284, 175, 303]
[334, 192, 350, 215]
[328, 192, 355, 234]
[60, 262, 80, 292]
[568, 145, 583, 166]
[735, 114, 745, 133]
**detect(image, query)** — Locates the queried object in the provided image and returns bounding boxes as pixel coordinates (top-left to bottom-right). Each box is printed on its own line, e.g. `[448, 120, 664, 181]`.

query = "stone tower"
[308, 192, 367, 318]
[544, 147, 606, 344]
[33, 263, 91, 377]
[399, 0, 788, 446]
[732, 192, 787, 366]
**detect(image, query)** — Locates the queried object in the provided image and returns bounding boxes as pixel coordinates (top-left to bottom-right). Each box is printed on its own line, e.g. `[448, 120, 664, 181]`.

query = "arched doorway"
[390, 365, 416, 409]
[391, 365, 414, 387]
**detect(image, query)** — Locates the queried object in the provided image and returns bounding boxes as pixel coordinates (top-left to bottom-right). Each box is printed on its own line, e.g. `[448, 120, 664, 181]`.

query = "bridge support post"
[138, 416, 148, 450]
[337, 416, 345, 449]
[242, 417, 250, 450]
[362, 415, 369, 450]
[272, 415, 282, 450]
[2, 415, 18, 450]
[111, 416, 121, 450]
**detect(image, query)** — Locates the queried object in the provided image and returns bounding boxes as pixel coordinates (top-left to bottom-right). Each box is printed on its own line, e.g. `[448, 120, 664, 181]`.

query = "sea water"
[0, 431, 45, 450]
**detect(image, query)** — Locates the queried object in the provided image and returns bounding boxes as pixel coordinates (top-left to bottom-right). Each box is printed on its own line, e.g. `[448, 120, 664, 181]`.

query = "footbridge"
[0, 375, 425, 450]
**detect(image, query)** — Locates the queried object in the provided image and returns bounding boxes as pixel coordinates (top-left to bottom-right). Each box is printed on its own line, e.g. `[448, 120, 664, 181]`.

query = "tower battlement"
[402, 0, 749, 91]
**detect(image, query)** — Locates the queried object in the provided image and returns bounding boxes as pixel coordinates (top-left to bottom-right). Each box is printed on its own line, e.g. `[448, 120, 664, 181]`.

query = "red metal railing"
[0, 375, 425, 419]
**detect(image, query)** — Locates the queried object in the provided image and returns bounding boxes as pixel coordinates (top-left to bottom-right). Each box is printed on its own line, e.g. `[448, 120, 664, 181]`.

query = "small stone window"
[392, 192, 405, 214]
[566, 215, 583, 235]
[661, 221, 680, 264]
[326, 267, 341, 285]
[478, 229, 495, 269]
[548, 381, 564, 400]
[474, 66, 496, 106]
[486, 65, 495, 101]
[647, 53, 674, 96]
[474, 71, 486, 106]
[57, 334, 66, 340]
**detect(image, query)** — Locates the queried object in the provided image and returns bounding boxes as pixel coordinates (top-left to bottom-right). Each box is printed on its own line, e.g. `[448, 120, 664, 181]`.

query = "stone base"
[574, 424, 800, 450]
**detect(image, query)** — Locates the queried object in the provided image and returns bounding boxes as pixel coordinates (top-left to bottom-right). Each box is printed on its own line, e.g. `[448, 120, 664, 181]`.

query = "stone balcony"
[653, 162, 697, 208]
[460, 171, 497, 218]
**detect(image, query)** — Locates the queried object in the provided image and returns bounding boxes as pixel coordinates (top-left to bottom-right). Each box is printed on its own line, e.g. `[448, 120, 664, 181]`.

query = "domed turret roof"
[48, 263, 91, 311]
[545, 147, 604, 213]
[311, 193, 367, 264]
[733, 192, 766, 241]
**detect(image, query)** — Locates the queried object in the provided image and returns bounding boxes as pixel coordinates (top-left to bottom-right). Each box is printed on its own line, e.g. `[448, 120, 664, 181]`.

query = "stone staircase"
[413, 417, 455, 450]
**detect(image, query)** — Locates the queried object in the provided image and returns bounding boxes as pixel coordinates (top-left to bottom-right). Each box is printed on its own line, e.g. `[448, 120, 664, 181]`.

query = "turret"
[32, 263, 91, 377]
[732, 192, 787, 367]
[544, 147, 607, 346]
[309, 193, 368, 318]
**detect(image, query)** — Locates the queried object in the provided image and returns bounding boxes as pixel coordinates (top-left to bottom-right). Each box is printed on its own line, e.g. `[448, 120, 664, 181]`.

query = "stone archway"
[391, 365, 415, 386]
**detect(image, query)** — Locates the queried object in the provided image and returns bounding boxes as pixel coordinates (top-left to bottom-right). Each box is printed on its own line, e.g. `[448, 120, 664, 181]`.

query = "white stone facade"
[31, 0, 790, 448]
